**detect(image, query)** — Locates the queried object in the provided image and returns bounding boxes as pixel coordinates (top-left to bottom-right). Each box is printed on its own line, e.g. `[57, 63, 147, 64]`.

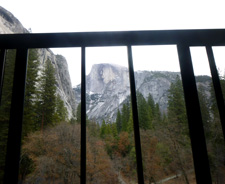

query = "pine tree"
[100, 120, 106, 138]
[76, 103, 81, 123]
[37, 59, 57, 129]
[116, 109, 122, 133]
[111, 123, 118, 138]
[0, 50, 41, 180]
[54, 95, 68, 123]
[147, 93, 155, 117]
[121, 102, 130, 132]
[105, 122, 112, 135]
[22, 49, 40, 136]
[166, 76, 191, 183]
[136, 91, 152, 130]
[168, 76, 187, 128]
[127, 108, 133, 134]
[154, 103, 161, 122]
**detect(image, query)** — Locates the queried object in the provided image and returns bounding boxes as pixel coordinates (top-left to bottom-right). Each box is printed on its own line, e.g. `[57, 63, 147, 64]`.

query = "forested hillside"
[3, 70, 222, 183]
[0, 50, 68, 183]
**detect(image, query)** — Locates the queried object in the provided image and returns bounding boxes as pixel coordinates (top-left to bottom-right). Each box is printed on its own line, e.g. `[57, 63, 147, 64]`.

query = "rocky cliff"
[0, 6, 27, 34]
[0, 6, 76, 119]
[74, 63, 211, 123]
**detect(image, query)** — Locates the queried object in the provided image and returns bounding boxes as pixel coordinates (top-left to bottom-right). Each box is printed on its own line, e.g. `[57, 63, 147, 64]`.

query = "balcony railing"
[1, 29, 225, 184]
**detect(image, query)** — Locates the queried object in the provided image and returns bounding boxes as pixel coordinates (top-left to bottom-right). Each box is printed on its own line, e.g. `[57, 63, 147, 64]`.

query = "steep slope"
[74, 63, 211, 123]
[0, 6, 27, 33]
[0, 6, 76, 118]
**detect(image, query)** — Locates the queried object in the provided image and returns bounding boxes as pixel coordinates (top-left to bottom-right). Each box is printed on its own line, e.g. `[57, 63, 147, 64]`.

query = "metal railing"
[1, 29, 225, 184]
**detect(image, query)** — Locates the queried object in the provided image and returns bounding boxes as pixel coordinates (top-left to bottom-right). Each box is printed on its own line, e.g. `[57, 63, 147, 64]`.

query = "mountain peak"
[87, 63, 129, 94]
[90, 63, 127, 73]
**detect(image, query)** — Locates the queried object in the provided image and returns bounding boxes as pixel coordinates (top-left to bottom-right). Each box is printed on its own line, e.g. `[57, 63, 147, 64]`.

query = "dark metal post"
[0, 49, 6, 104]
[127, 45, 144, 184]
[206, 46, 225, 140]
[4, 48, 28, 184]
[80, 47, 86, 184]
[177, 44, 212, 184]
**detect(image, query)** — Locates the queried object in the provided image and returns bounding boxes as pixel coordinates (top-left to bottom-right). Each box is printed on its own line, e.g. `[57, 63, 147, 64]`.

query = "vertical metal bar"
[0, 49, 6, 104]
[127, 45, 144, 184]
[206, 46, 225, 140]
[4, 48, 28, 184]
[177, 44, 212, 184]
[80, 47, 86, 184]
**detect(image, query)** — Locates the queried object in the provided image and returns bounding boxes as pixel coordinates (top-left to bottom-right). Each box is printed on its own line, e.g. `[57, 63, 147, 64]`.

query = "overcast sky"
[1, 0, 225, 86]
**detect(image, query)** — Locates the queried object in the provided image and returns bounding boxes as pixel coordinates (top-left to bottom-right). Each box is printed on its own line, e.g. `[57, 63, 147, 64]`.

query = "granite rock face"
[74, 63, 211, 123]
[0, 6, 27, 33]
[37, 49, 76, 118]
[0, 6, 76, 119]
[86, 64, 130, 121]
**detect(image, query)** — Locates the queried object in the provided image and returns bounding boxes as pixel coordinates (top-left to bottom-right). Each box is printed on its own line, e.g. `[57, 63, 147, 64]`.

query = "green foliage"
[147, 93, 155, 117]
[156, 143, 172, 166]
[19, 153, 34, 181]
[87, 120, 100, 137]
[100, 120, 118, 139]
[54, 95, 68, 123]
[154, 103, 161, 122]
[100, 120, 107, 138]
[127, 109, 133, 134]
[116, 109, 122, 133]
[22, 49, 40, 136]
[121, 102, 130, 132]
[76, 102, 81, 123]
[168, 76, 187, 127]
[111, 123, 118, 138]
[197, 84, 211, 137]
[0, 50, 41, 181]
[165, 76, 193, 183]
[0, 50, 16, 121]
[136, 91, 152, 130]
[208, 78, 225, 180]
[37, 59, 57, 128]
[116, 92, 157, 132]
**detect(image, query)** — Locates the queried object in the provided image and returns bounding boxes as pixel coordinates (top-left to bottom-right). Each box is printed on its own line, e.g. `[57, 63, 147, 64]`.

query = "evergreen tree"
[37, 59, 57, 129]
[127, 108, 133, 134]
[100, 120, 107, 138]
[0, 50, 41, 181]
[76, 103, 81, 123]
[147, 93, 155, 117]
[154, 103, 161, 123]
[116, 109, 122, 133]
[54, 95, 68, 123]
[121, 102, 130, 132]
[167, 76, 191, 183]
[105, 121, 112, 135]
[136, 91, 152, 130]
[168, 76, 187, 128]
[22, 49, 40, 136]
[111, 123, 118, 138]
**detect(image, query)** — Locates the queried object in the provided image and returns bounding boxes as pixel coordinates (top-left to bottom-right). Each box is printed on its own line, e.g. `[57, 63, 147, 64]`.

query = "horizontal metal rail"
[0, 29, 225, 49]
